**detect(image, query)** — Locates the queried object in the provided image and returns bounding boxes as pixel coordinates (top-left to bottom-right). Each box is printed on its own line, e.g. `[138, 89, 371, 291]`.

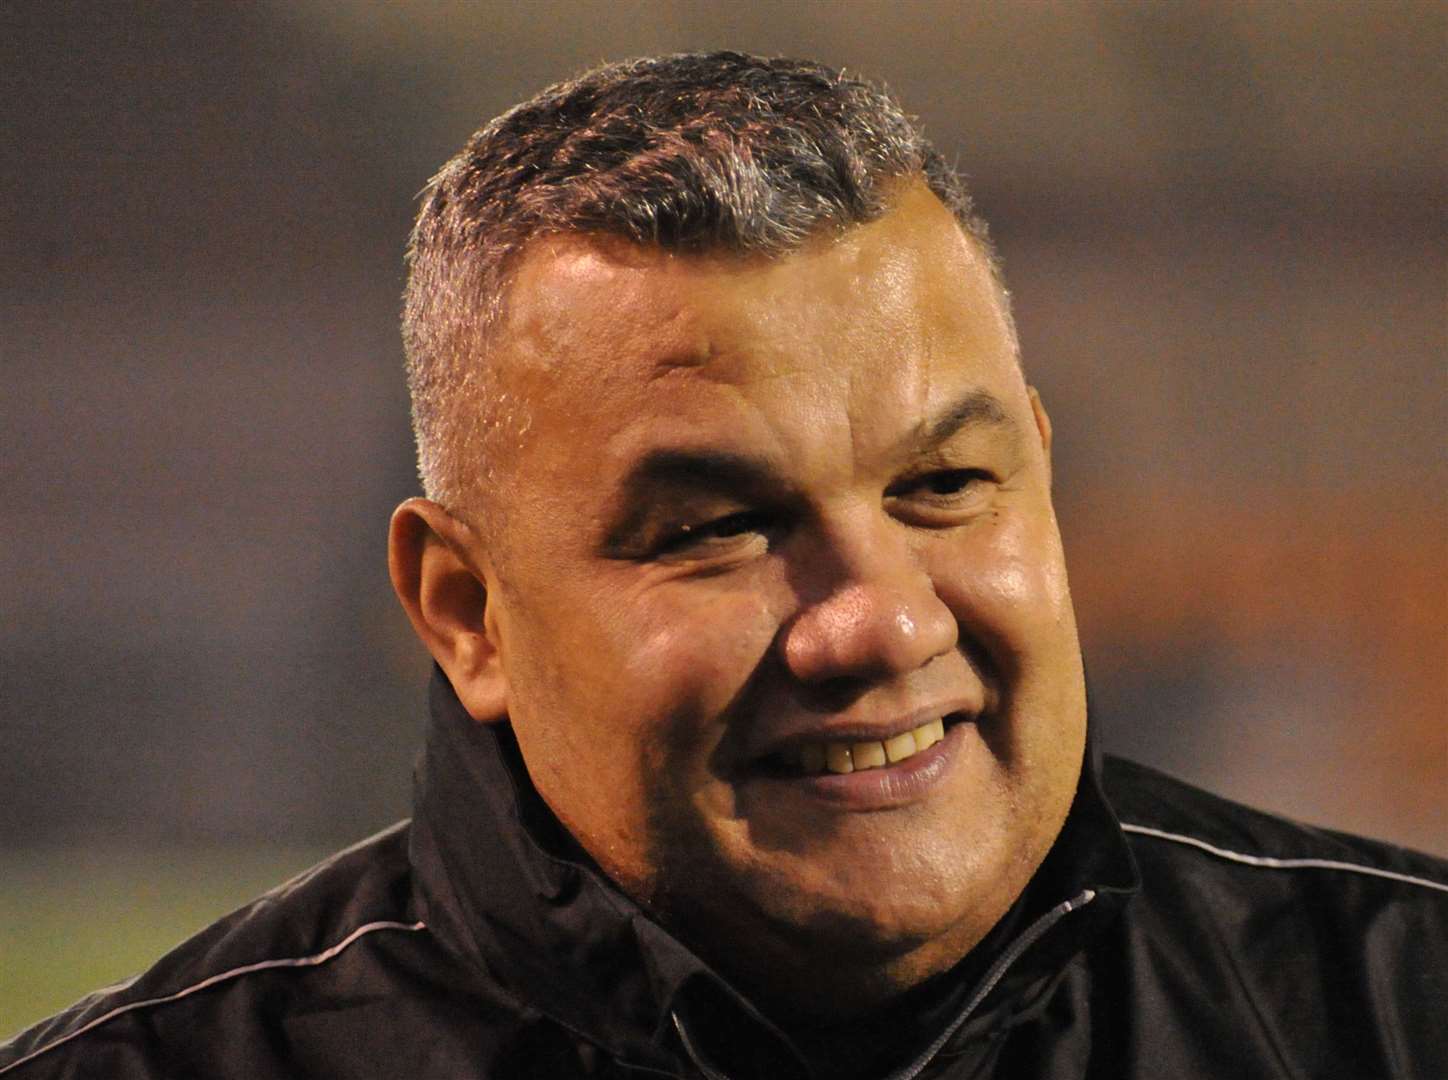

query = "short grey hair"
[403, 50, 1004, 511]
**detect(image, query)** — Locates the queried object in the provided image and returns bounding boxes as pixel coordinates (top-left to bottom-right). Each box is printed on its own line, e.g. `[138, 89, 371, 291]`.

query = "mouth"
[753, 713, 969, 779]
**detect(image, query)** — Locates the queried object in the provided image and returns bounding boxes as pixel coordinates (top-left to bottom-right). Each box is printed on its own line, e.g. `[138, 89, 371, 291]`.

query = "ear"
[1027, 385, 1054, 486]
[388, 497, 508, 724]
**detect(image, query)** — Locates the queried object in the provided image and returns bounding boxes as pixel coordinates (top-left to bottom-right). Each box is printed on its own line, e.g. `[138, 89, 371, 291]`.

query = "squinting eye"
[657, 510, 774, 555]
[887, 469, 993, 499]
[922, 470, 982, 495]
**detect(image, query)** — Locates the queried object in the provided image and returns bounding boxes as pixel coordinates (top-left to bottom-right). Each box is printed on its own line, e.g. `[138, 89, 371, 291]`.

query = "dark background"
[3, 0, 1443, 976]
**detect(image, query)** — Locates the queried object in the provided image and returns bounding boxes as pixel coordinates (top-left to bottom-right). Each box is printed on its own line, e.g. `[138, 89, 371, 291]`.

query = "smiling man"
[394, 177, 1087, 1037]
[4, 51, 1445, 1080]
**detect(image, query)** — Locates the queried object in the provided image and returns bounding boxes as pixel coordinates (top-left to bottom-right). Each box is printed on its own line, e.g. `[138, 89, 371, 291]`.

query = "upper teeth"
[798, 718, 946, 775]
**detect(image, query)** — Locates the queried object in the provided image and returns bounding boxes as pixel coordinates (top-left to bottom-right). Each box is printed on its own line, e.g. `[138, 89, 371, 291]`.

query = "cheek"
[928, 511, 1077, 663]
[607, 587, 780, 718]
[537, 582, 780, 784]
[601, 587, 781, 826]
[501, 585, 779, 878]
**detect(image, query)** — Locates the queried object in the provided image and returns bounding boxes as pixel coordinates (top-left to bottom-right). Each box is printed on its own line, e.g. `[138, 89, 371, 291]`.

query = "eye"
[655, 509, 776, 558]
[883, 468, 998, 528]
[923, 470, 985, 496]
[886, 468, 994, 501]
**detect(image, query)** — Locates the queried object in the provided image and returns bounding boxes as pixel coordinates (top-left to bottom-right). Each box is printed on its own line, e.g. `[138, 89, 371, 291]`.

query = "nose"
[777, 518, 957, 686]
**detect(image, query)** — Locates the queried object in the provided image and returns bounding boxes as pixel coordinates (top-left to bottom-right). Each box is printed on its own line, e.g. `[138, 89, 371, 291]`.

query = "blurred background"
[2, 0, 1444, 1036]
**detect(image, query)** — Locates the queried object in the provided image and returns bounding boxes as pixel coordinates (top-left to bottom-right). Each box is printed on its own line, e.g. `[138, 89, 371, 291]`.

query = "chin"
[702, 842, 1018, 974]
[825, 794, 1067, 948]
[666, 864, 1010, 1021]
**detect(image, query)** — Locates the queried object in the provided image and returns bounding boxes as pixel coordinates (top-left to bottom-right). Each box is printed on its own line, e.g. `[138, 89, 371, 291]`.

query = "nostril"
[802, 674, 872, 711]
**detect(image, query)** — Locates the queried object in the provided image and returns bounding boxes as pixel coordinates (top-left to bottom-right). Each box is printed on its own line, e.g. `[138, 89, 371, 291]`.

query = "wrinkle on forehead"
[502, 185, 970, 374]
[495, 183, 1020, 470]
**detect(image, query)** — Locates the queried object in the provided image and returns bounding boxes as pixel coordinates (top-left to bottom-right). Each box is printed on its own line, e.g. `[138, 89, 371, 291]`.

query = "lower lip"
[759, 722, 968, 811]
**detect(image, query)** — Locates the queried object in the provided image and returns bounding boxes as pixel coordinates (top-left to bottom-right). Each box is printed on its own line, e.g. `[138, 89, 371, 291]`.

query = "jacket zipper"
[670, 888, 1097, 1080]
[886, 888, 1097, 1080]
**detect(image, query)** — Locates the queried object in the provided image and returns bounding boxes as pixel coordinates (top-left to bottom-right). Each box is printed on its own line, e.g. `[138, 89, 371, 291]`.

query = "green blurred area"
[0, 846, 334, 1041]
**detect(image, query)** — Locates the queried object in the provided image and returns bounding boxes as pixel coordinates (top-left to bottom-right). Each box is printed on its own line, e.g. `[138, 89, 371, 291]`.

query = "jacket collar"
[408, 669, 694, 1065]
[408, 667, 1138, 1071]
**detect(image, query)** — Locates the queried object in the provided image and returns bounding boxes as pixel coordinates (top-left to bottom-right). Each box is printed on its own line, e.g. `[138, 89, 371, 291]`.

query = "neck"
[667, 889, 1035, 1080]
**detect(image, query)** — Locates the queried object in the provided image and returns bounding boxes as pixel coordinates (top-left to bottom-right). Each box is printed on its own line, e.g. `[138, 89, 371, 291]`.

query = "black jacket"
[4, 672, 1446, 1078]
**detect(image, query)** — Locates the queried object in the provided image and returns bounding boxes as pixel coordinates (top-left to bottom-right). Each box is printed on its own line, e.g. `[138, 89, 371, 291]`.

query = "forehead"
[489, 184, 1022, 478]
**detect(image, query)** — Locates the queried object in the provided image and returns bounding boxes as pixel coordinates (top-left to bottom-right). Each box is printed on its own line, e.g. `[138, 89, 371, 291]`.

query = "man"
[3, 51, 1444, 1080]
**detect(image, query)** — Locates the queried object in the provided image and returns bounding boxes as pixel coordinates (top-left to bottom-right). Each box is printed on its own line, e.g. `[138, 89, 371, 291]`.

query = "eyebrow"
[916, 389, 1013, 450]
[613, 388, 1017, 511]
[623, 448, 781, 497]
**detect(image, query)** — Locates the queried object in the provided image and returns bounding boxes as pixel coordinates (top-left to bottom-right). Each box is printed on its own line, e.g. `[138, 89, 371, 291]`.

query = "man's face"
[472, 183, 1086, 1008]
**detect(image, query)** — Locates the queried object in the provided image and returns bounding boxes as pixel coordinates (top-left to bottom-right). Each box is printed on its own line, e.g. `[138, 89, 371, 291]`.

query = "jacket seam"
[1120, 823, 1448, 894]
[0, 919, 428, 1077]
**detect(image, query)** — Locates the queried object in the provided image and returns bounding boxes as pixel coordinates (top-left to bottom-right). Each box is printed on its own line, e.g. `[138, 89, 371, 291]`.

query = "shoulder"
[1100, 752, 1448, 1005]
[0, 823, 507, 1079]
[1097, 757, 1448, 1073]
[1102, 754, 1448, 902]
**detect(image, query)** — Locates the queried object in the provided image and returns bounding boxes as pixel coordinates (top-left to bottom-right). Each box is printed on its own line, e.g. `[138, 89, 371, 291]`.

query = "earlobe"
[1027, 386, 1054, 485]
[388, 498, 509, 724]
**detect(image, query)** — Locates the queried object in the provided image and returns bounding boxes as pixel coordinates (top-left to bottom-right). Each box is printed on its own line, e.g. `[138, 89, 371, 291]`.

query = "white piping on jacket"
[9, 826, 1443, 1074]
[1121, 823, 1448, 895]
[670, 1013, 732, 1080]
[0, 919, 428, 1076]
